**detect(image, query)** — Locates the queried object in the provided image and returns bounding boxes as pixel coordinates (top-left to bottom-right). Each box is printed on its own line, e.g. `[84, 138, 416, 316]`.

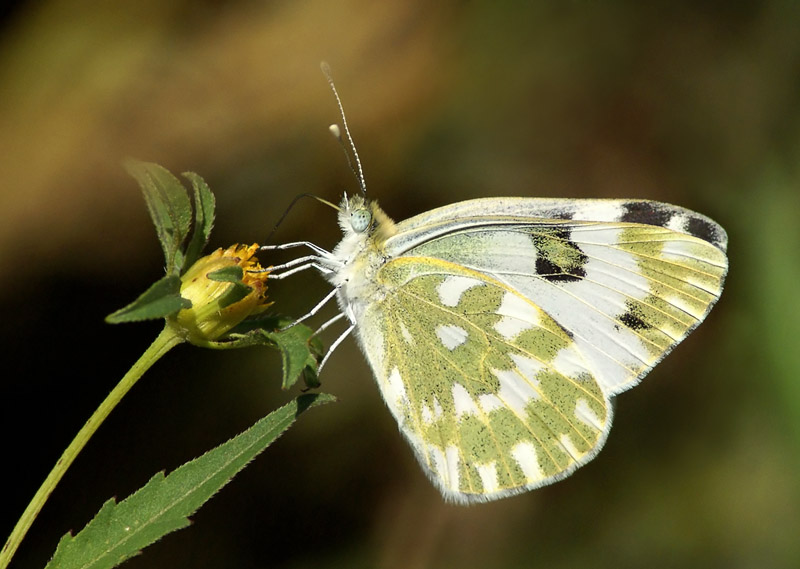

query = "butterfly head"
[337, 194, 397, 244]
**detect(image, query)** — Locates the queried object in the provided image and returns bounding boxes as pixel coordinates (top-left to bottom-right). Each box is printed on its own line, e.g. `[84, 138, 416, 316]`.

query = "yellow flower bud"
[172, 244, 271, 344]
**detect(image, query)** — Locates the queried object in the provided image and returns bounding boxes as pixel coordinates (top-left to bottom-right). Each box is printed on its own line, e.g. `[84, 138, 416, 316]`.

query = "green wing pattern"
[365, 257, 609, 502]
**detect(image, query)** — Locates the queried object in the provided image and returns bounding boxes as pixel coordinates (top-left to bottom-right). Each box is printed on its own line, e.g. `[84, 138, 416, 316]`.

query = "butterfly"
[265, 68, 729, 504]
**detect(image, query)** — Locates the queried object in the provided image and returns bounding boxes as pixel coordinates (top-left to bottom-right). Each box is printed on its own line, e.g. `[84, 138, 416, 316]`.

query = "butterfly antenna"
[328, 124, 359, 192]
[321, 61, 367, 195]
[263, 193, 340, 244]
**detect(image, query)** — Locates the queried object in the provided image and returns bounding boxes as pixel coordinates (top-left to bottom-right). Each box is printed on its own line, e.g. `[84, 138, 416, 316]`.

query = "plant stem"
[0, 325, 184, 569]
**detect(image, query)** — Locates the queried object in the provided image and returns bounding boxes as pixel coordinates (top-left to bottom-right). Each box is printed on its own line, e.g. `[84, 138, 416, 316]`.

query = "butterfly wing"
[351, 199, 727, 503]
[385, 198, 728, 396]
[354, 256, 610, 503]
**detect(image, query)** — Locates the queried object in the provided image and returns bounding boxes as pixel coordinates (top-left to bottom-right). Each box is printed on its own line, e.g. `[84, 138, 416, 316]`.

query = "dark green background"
[2, 2, 798, 568]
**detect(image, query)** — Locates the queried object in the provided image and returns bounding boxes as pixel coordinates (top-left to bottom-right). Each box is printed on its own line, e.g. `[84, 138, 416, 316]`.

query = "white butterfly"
[264, 69, 728, 503]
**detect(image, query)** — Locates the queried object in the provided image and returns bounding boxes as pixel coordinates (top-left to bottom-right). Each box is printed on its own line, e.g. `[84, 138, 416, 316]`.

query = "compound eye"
[351, 208, 371, 233]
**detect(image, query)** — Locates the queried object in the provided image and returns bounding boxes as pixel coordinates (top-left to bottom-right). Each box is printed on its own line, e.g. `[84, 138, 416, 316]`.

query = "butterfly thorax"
[328, 196, 397, 322]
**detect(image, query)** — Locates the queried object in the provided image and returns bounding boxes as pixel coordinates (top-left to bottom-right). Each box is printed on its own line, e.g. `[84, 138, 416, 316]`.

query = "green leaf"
[105, 276, 190, 323]
[205, 317, 322, 389]
[124, 160, 192, 275]
[45, 393, 335, 569]
[182, 171, 216, 271]
[266, 326, 322, 390]
[230, 324, 320, 390]
[301, 335, 324, 389]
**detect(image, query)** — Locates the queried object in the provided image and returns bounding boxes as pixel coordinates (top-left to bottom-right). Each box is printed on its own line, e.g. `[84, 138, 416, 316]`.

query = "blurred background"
[2, 1, 799, 568]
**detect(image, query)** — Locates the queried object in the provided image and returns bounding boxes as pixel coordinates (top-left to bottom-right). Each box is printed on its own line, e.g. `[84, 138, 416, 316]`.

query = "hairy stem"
[0, 326, 183, 569]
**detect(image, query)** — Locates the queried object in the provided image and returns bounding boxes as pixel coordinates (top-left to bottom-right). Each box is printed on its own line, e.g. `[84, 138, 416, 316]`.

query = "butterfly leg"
[267, 256, 335, 279]
[260, 242, 340, 278]
[315, 303, 356, 372]
[310, 311, 346, 338]
[260, 241, 331, 256]
[279, 286, 340, 331]
[317, 320, 355, 373]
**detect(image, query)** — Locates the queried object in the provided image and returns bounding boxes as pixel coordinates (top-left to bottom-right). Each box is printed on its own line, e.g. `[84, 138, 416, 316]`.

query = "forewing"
[356, 257, 610, 503]
[395, 217, 727, 396]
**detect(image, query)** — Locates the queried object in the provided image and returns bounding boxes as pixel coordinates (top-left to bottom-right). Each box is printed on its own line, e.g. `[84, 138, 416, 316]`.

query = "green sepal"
[105, 276, 190, 324]
[207, 266, 244, 282]
[44, 393, 335, 569]
[206, 266, 253, 309]
[124, 160, 192, 275]
[182, 171, 216, 271]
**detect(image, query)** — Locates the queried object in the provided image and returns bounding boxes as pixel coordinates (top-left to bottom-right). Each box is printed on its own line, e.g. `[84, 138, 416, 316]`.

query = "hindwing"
[357, 257, 609, 502]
